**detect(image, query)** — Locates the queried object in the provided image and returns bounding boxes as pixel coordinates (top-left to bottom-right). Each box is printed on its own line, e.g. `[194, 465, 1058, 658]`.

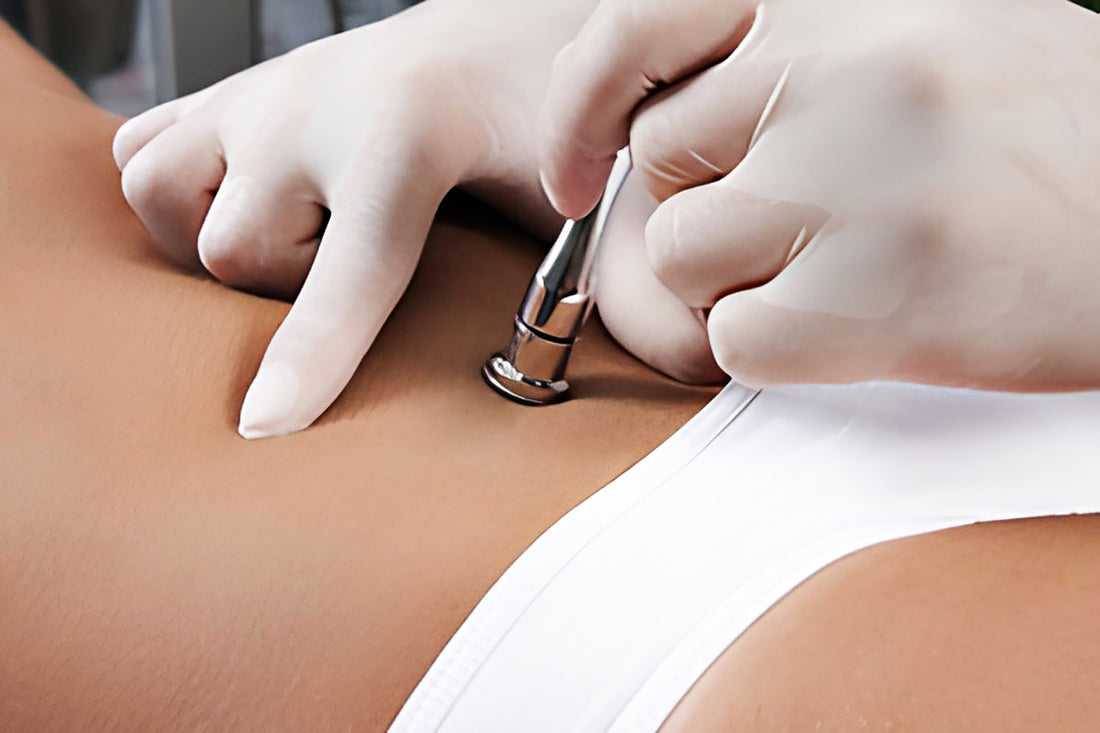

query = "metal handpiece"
[483, 151, 632, 406]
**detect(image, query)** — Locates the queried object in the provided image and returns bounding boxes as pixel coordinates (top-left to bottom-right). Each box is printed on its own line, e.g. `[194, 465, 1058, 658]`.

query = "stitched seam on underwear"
[606, 515, 978, 733]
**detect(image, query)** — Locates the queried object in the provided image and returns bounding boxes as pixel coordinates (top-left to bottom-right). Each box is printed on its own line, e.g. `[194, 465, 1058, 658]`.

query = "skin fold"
[540, 0, 1100, 391]
[4, 21, 1100, 733]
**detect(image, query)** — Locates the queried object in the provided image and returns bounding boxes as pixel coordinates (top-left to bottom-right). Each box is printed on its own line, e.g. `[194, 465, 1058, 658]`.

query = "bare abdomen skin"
[0, 25, 712, 731]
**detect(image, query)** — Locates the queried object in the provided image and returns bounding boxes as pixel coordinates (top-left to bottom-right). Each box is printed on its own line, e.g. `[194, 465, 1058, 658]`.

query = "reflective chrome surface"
[484, 150, 632, 406]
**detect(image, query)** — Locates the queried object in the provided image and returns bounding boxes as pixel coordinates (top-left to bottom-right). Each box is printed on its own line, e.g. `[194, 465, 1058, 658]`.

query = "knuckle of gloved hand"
[548, 39, 579, 91]
[197, 233, 252, 285]
[112, 119, 148, 169]
[644, 198, 698, 303]
[119, 146, 174, 217]
[196, 217, 257, 285]
[629, 108, 683, 202]
[196, 178, 265, 283]
[706, 299, 774, 387]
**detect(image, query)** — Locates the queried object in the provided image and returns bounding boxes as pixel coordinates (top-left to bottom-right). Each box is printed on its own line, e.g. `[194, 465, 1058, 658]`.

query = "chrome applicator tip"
[481, 354, 569, 407]
[482, 315, 576, 406]
[483, 150, 633, 407]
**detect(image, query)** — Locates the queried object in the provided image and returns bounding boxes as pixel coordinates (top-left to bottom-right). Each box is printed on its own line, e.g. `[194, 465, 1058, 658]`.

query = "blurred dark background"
[1, 0, 1097, 117]
[0, 0, 420, 114]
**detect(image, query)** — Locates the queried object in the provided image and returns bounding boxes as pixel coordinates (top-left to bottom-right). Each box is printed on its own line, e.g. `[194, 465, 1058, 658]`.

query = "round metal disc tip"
[481, 355, 569, 407]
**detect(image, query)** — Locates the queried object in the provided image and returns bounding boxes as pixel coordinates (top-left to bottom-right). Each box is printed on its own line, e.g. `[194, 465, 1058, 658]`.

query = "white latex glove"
[540, 0, 1100, 390]
[114, 0, 595, 438]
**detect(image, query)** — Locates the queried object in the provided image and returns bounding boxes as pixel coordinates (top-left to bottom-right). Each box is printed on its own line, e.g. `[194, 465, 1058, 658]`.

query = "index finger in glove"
[237, 142, 453, 440]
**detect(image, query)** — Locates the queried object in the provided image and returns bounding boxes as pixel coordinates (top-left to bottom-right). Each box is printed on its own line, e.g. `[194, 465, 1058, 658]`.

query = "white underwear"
[390, 382, 1100, 732]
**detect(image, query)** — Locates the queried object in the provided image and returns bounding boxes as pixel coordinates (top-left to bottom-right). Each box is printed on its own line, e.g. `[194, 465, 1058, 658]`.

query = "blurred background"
[0, 0, 420, 115]
[1, 0, 1098, 118]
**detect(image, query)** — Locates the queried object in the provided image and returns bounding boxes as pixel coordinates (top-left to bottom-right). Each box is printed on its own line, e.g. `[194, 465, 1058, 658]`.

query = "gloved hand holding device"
[541, 0, 1100, 391]
[117, 0, 1100, 441]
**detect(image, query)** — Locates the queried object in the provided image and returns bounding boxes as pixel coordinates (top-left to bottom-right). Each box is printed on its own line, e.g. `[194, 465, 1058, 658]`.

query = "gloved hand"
[114, 0, 596, 438]
[541, 0, 1100, 390]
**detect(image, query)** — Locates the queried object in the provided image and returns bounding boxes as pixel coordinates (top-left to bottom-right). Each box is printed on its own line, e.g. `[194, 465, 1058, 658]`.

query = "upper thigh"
[662, 515, 1100, 732]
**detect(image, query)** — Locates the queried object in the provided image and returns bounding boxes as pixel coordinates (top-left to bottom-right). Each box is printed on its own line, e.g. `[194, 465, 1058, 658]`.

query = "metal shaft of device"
[483, 150, 633, 406]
